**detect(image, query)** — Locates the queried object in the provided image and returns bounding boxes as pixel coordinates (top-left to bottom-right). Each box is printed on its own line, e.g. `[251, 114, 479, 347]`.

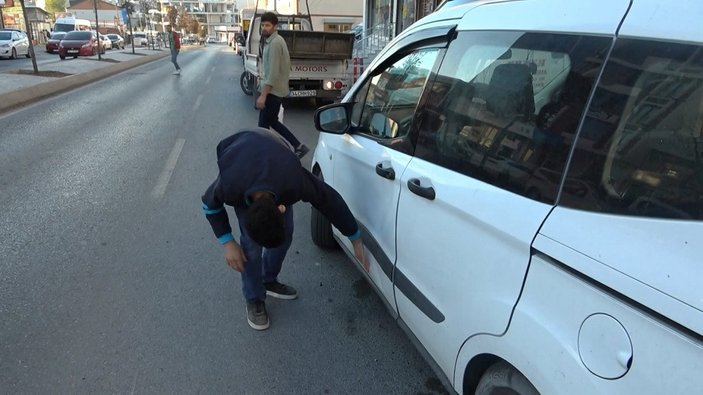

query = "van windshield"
[54, 23, 75, 32]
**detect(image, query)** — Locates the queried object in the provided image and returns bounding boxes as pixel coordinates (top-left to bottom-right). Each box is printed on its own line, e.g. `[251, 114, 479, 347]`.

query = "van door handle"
[407, 178, 435, 200]
[375, 162, 395, 180]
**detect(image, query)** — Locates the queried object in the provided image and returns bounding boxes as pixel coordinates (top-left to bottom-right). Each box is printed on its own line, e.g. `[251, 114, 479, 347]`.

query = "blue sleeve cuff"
[202, 203, 224, 215]
[347, 229, 361, 242]
[218, 233, 234, 245]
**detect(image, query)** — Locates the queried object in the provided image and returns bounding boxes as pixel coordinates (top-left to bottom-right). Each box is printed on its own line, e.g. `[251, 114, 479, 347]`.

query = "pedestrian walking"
[201, 128, 367, 331]
[256, 12, 310, 159]
[166, 25, 181, 75]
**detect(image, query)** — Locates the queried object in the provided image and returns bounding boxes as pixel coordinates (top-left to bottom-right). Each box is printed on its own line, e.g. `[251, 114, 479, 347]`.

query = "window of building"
[324, 23, 352, 33]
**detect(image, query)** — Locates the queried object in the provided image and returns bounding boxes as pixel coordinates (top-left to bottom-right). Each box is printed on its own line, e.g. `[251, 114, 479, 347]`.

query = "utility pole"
[121, 1, 135, 54]
[93, 0, 102, 59]
[18, 0, 38, 73]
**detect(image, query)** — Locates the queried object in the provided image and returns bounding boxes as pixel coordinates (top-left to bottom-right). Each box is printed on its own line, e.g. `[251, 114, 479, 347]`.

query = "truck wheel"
[310, 172, 338, 249]
[475, 361, 539, 395]
[240, 71, 254, 96]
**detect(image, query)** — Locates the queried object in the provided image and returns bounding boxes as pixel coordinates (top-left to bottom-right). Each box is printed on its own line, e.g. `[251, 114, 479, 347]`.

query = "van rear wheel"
[475, 361, 539, 395]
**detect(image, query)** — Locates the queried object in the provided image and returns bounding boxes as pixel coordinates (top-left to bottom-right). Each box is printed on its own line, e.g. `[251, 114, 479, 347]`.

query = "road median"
[0, 50, 169, 115]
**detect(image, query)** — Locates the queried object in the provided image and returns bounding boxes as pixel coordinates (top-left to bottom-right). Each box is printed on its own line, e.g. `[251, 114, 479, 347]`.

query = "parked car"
[0, 29, 30, 59]
[106, 34, 124, 49]
[98, 34, 112, 51]
[58, 30, 99, 59]
[310, 0, 703, 394]
[45, 31, 67, 53]
[345, 23, 363, 41]
[132, 32, 148, 47]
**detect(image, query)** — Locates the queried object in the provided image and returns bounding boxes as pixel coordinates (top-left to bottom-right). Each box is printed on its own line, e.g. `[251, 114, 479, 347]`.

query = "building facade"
[365, 0, 440, 37]
[68, 0, 122, 31]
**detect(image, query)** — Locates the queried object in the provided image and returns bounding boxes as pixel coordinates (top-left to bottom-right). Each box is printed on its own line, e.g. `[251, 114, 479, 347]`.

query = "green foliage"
[45, 0, 66, 15]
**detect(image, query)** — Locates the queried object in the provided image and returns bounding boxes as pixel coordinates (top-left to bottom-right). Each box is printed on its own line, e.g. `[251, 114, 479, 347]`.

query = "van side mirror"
[314, 104, 351, 134]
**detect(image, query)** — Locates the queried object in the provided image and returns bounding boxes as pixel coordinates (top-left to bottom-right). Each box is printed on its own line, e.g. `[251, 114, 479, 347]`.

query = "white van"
[311, 0, 703, 393]
[53, 17, 92, 33]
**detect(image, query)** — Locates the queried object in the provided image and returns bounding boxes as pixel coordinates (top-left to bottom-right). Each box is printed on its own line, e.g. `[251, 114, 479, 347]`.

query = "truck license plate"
[289, 90, 316, 97]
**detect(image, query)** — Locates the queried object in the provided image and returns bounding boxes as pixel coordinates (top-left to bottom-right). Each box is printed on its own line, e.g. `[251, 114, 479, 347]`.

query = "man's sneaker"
[264, 281, 298, 300]
[246, 301, 270, 330]
[294, 144, 310, 159]
[173, 69, 181, 75]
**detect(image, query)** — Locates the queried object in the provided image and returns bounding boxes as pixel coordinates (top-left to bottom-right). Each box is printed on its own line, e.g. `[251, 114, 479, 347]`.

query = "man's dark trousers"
[234, 205, 295, 302]
[258, 94, 301, 148]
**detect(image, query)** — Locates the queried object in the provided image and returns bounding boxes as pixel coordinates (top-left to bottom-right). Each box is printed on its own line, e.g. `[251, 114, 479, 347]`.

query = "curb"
[0, 51, 170, 115]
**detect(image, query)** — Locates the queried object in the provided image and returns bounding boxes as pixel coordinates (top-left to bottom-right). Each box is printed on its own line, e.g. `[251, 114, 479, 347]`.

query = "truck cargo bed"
[278, 30, 355, 60]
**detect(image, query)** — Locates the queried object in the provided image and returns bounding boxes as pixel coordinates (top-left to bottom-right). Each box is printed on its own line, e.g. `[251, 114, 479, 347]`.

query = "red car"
[58, 31, 102, 59]
[45, 31, 67, 53]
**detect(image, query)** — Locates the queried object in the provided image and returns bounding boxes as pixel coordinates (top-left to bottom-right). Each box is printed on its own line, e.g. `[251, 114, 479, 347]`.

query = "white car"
[99, 34, 112, 51]
[0, 29, 30, 59]
[311, 0, 703, 394]
[132, 32, 148, 47]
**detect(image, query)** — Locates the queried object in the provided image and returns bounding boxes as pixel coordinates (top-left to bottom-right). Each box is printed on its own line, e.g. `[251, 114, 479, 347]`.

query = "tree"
[167, 5, 178, 29]
[45, 0, 66, 15]
[187, 16, 199, 35]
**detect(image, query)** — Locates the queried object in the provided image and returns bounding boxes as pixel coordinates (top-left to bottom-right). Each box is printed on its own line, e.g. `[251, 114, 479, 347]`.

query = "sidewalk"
[0, 45, 170, 114]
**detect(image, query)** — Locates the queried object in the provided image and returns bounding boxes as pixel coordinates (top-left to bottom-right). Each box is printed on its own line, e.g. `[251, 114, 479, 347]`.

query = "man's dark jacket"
[201, 129, 360, 245]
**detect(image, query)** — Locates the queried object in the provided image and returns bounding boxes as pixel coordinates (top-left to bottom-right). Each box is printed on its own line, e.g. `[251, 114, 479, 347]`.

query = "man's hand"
[255, 94, 266, 110]
[352, 238, 369, 272]
[223, 240, 247, 272]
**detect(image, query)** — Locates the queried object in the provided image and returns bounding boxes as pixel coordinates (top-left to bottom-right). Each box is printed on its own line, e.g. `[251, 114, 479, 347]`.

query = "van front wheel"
[310, 172, 338, 250]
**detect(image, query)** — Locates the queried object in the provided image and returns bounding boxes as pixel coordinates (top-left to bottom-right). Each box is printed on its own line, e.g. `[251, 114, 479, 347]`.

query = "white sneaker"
[173, 69, 181, 75]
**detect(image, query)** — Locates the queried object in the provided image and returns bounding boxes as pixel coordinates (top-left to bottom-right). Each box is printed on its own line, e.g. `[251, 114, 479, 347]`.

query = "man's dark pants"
[258, 94, 301, 148]
[234, 205, 295, 303]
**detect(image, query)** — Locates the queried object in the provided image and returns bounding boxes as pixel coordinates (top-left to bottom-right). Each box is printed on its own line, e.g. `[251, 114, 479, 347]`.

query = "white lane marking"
[205, 76, 211, 85]
[130, 370, 138, 395]
[193, 94, 203, 111]
[151, 138, 185, 199]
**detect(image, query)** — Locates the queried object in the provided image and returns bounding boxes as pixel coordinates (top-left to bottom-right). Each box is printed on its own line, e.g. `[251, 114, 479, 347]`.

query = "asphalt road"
[0, 44, 447, 394]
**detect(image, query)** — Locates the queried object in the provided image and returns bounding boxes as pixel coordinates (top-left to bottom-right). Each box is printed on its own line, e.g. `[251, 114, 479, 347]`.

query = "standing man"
[201, 128, 367, 331]
[167, 25, 181, 75]
[256, 12, 310, 159]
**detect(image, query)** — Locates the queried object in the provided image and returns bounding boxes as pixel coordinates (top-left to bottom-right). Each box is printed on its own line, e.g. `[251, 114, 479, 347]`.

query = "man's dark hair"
[261, 12, 278, 26]
[244, 197, 285, 248]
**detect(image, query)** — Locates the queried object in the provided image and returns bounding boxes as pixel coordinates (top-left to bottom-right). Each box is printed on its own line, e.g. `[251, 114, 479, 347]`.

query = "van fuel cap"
[578, 313, 633, 379]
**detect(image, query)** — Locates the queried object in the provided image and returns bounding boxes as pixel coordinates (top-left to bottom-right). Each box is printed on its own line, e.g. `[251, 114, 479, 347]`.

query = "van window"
[413, 31, 612, 203]
[560, 38, 703, 220]
[351, 48, 440, 143]
[53, 23, 74, 32]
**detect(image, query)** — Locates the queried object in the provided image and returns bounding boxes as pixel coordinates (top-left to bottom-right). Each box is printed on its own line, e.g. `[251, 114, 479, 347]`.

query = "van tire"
[310, 172, 338, 250]
[10, 48, 17, 59]
[475, 361, 539, 395]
